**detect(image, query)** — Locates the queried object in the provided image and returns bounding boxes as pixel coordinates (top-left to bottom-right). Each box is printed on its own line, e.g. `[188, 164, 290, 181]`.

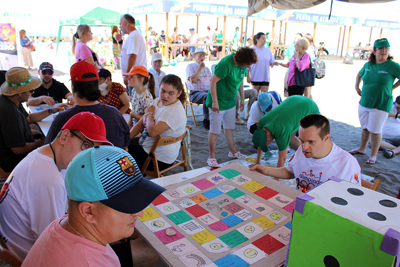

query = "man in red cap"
[0, 112, 112, 261]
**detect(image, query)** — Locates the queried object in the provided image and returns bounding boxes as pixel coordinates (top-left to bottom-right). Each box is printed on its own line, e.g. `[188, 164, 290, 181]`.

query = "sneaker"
[235, 118, 245, 125]
[228, 151, 247, 160]
[207, 158, 221, 167]
[203, 119, 210, 130]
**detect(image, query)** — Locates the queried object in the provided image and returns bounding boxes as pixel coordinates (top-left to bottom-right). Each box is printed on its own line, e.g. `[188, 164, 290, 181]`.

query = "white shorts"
[358, 105, 389, 134]
[209, 107, 236, 135]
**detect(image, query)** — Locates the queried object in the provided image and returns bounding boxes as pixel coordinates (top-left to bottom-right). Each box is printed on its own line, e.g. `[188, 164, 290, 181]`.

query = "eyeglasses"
[41, 70, 53, 75]
[377, 47, 390, 51]
[70, 130, 94, 151]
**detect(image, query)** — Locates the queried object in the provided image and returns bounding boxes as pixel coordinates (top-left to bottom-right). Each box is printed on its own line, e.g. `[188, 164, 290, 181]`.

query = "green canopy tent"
[56, 7, 141, 54]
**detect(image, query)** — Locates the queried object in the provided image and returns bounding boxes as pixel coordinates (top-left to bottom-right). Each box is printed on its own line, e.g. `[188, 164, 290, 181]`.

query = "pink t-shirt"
[74, 41, 96, 63]
[22, 215, 120, 267]
[287, 53, 311, 87]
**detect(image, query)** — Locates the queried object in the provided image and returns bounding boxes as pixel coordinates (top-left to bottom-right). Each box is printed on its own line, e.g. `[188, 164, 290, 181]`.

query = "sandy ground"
[27, 45, 400, 198]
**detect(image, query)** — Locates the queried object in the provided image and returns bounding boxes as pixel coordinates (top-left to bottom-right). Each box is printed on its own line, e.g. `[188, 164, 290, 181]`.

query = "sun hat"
[252, 129, 269, 152]
[65, 146, 166, 214]
[123, 65, 149, 77]
[61, 112, 113, 146]
[152, 52, 163, 62]
[98, 69, 112, 79]
[194, 47, 206, 54]
[39, 62, 54, 71]
[70, 61, 98, 82]
[374, 38, 390, 49]
[257, 92, 272, 113]
[0, 67, 41, 96]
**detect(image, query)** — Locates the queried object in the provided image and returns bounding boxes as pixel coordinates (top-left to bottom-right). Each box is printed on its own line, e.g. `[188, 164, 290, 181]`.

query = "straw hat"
[0, 67, 41, 96]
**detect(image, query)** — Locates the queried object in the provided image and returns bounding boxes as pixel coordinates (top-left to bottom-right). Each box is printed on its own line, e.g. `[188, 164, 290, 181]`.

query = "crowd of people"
[0, 12, 399, 267]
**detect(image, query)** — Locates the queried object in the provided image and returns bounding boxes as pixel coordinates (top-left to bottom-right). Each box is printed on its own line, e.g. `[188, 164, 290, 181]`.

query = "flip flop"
[349, 150, 366, 156]
[383, 148, 395, 159]
[366, 159, 377, 165]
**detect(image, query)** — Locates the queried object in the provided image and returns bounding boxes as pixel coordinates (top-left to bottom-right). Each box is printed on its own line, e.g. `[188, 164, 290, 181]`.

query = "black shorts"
[251, 82, 270, 86]
[288, 85, 305, 96]
[249, 124, 258, 134]
[218, 46, 222, 52]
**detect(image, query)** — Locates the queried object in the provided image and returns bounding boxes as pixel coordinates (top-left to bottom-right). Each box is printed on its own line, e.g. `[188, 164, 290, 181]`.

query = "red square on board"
[253, 234, 285, 255]
[152, 194, 170, 206]
[283, 201, 295, 213]
[186, 205, 209, 218]
[254, 187, 279, 200]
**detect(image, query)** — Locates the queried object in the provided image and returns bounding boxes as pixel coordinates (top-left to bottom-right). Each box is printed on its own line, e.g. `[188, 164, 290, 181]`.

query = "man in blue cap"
[23, 146, 166, 267]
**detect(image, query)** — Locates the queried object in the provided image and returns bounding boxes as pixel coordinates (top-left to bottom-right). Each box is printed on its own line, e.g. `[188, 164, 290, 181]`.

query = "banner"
[0, 23, 18, 69]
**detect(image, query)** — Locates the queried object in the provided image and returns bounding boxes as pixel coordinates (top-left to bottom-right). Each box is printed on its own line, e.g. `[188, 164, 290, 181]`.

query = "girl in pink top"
[276, 37, 311, 96]
[72, 24, 101, 70]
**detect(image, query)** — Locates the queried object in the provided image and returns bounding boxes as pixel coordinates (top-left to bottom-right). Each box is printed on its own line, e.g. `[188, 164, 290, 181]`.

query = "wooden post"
[196, 14, 199, 34]
[145, 15, 148, 36]
[271, 20, 275, 51]
[279, 21, 282, 44]
[379, 28, 383, 38]
[336, 26, 342, 56]
[216, 17, 219, 30]
[252, 19, 255, 37]
[283, 22, 287, 44]
[222, 15, 226, 57]
[369, 28, 373, 43]
[176, 15, 179, 27]
[240, 18, 244, 46]
[340, 26, 346, 57]
[313, 23, 317, 41]
[165, 13, 169, 59]
[346, 26, 352, 55]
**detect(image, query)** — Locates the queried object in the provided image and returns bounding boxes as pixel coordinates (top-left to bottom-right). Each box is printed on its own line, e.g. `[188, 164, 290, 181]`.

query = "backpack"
[313, 57, 326, 79]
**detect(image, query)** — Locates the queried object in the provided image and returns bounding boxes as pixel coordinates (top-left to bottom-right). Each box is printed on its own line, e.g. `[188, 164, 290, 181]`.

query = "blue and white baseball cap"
[257, 92, 272, 113]
[65, 146, 166, 214]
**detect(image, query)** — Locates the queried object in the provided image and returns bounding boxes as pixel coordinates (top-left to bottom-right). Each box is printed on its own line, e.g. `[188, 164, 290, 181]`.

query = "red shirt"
[99, 82, 131, 114]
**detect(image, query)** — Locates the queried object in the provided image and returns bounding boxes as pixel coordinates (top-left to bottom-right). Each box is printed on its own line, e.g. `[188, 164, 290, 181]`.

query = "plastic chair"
[361, 178, 381, 191]
[141, 126, 190, 178]
[0, 238, 22, 267]
[184, 82, 203, 127]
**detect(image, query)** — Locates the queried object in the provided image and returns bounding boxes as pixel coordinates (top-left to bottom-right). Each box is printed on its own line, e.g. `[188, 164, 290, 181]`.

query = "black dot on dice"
[81, 165, 85, 168]
[347, 188, 364, 196]
[367, 212, 386, 221]
[331, 197, 348, 206]
[379, 199, 397, 208]
[324, 255, 340, 267]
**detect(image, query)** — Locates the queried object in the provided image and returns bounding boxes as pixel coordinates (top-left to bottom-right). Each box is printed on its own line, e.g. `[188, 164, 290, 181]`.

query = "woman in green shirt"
[351, 38, 400, 164]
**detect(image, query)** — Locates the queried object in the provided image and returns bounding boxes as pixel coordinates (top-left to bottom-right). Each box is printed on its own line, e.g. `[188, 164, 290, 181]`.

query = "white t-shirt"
[205, 32, 213, 44]
[148, 67, 166, 97]
[121, 30, 147, 74]
[249, 46, 275, 82]
[142, 98, 187, 164]
[190, 33, 198, 44]
[286, 143, 361, 193]
[0, 150, 67, 260]
[247, 92, 280, 131]
[382, 103, 400, 134]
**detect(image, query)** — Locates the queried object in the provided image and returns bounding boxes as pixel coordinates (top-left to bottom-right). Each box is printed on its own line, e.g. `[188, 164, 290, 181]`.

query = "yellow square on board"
[253, 216, 275, 230]
[191, 230, 217, 245]
[138, 207, 160, 222]
[242, 180, 265, 193]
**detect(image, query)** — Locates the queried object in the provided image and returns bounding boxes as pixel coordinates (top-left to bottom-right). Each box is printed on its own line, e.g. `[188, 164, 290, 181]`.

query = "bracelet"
[118, 40, 123, 44]
[396, 112, 399, 119]
[48, 108, 55, 114]
[240, 99, 244, 102]
[145, 112, 154, 116]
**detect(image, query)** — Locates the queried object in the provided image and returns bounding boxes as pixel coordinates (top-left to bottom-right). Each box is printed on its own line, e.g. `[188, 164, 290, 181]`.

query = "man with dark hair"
[115, 14, 146, 88]
[45, 61, 130, 148]
[27, 62, 74, 106]
[251, 114, 361, 193]
[380, 95, 400, 158]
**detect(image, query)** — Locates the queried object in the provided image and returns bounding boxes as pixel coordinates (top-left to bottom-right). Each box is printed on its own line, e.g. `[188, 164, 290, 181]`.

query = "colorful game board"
[136, 162, 302, 267]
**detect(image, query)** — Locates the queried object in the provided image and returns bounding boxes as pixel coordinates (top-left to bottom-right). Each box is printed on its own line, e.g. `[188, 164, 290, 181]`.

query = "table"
[28, 105, 54, 136]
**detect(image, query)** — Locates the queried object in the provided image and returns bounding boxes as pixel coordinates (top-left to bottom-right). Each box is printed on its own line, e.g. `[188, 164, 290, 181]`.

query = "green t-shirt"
[206, 54, 247, 111]
[359, 60, 400, 113]
[258, 95, 319, 151]
[216, 34, 223, 44]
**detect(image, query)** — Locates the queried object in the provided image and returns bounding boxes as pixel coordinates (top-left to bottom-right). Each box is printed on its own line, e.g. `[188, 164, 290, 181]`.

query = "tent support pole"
[313, 23, 317, 43]
[279, 21, 282, 44]
[346, 26, 351, 55]
[240, 18, 244, 46]
[252, 19, 255, 37]
[340, 26, 346, 58]
[166, 13, 169, 59]
[145, 15, 148, 36]
[271, 20, 275, 52]
[283, 22, 287, 44]
[244, 16, 249, 48]
[216, 17, 219, 30]
[379, 28, 383, 38]
[176, 15, 178, 27]
[222, 15, 226, 57]
[336, 26, 342, 56]
[196, 14, 199, 34]
[369, 28, 373, 44]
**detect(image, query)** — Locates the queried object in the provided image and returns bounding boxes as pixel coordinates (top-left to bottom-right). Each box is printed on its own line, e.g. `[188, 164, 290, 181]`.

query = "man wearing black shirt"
[27, 62, 74, 106]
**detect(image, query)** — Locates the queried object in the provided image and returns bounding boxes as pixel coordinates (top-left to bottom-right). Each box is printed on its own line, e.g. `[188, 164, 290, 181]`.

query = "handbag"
[294, 56, 316, 87]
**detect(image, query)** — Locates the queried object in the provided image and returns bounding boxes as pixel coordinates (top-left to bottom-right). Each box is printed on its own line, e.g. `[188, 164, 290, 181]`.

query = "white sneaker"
[207, 158, 221, 167]
[228, 151, 247, 160]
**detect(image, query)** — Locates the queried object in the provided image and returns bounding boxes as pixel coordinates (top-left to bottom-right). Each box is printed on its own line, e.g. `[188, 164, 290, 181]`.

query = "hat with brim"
[257, 92, 272, 113]
[252, 129, 269, 152]
[374, 38, 390, 49]
[0, 67, 41, 96]
[194, 47, 206, 54]
[123, 65, 149, 77]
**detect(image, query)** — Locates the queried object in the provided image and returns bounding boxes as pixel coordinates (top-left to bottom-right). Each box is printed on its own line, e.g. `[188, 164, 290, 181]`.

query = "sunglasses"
[41, 70, 53, 75]
[377, 47, 390, 51]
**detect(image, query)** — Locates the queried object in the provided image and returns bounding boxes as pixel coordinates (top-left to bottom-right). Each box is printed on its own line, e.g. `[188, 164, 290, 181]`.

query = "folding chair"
[141, 126, 190, 178]
[0, 238, 22, 267]
[184, 82, 203, 127]
[361, 178, 381, 191]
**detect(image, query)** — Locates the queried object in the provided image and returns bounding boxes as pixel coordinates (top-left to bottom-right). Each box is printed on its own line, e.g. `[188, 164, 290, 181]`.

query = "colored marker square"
[221, 215, 244, 227]
[265, 210, 287, 224]
[219, 230, 249, 248]
[233, 244, 267, 265]
[252, 216, 275, 230]
[192, 178, 215, 190]
[202, 188, 224, 199]
[269, 226, 291, 245]
[190, 194, 209, 204]
[214, 254, 250, 267]
[252, 235, 285, 255]
[152, 194, 170, 206]
[198, 213, 220, 225]
[206, 174, 227, 185]
[209, 221, 230, 232]
[254, 187, 279, 200]
[283, 201, 295, 213]
[186, 205, 209, 218]
[234, 209, 253, 221]
[236, 195, 259, 207]
[179, 249, 213, 266]
[166, 238, 198, 257]
[154, 227, 184, 245]
[230, 174, 252, 186]
[241, 180, 265, 193]
[223, 202, 244, 214]
[268, 194, 294, 208]
[166, 210, 192, 225]
[249, 202, 274, 215]
[157, 202, 181, 215]
[225, 188, 245, 199]
[138, 207, 160, 222]
[216, 184, 235, 193]
[191, 230, 217, 245]
[285, 221, 292, 230]
[177, 184, 201, 196]
[237, 222, 264, 239]
[219, 169, 241, 179]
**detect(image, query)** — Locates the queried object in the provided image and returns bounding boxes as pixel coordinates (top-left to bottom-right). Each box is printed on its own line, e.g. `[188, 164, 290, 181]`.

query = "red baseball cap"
[61, 112, 113, 146]
[70, 61, 99, 82]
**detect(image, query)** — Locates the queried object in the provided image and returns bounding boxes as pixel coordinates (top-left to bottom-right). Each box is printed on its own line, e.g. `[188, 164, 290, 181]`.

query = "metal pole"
[244, 16, 249, 47]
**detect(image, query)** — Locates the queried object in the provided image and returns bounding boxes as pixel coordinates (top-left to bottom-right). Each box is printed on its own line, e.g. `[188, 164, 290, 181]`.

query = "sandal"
[228, 151, 247, 160]
[383, 148, 395, 159]
[366, 158, 377, 165]
[349, 150, 366, 156]
[207, 158, 221, 167]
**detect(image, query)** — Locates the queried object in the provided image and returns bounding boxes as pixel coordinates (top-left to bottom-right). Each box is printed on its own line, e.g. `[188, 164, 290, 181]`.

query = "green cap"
[252, 129, 269, 152]
[374, 38, 390, 49]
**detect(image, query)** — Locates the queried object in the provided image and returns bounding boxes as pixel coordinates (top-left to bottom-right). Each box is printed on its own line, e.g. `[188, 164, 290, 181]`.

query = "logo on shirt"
[296, 169, 323, 193]
[117, 156, 136, 176]
[378, 70, 388, 74]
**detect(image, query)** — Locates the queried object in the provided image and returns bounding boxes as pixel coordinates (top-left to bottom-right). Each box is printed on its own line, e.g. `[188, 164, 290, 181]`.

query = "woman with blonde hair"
[304, 33, 316, 99]
[72, 24, 101, 70]
[111, 26, 121, 69]
[19, 30, 33, 70]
